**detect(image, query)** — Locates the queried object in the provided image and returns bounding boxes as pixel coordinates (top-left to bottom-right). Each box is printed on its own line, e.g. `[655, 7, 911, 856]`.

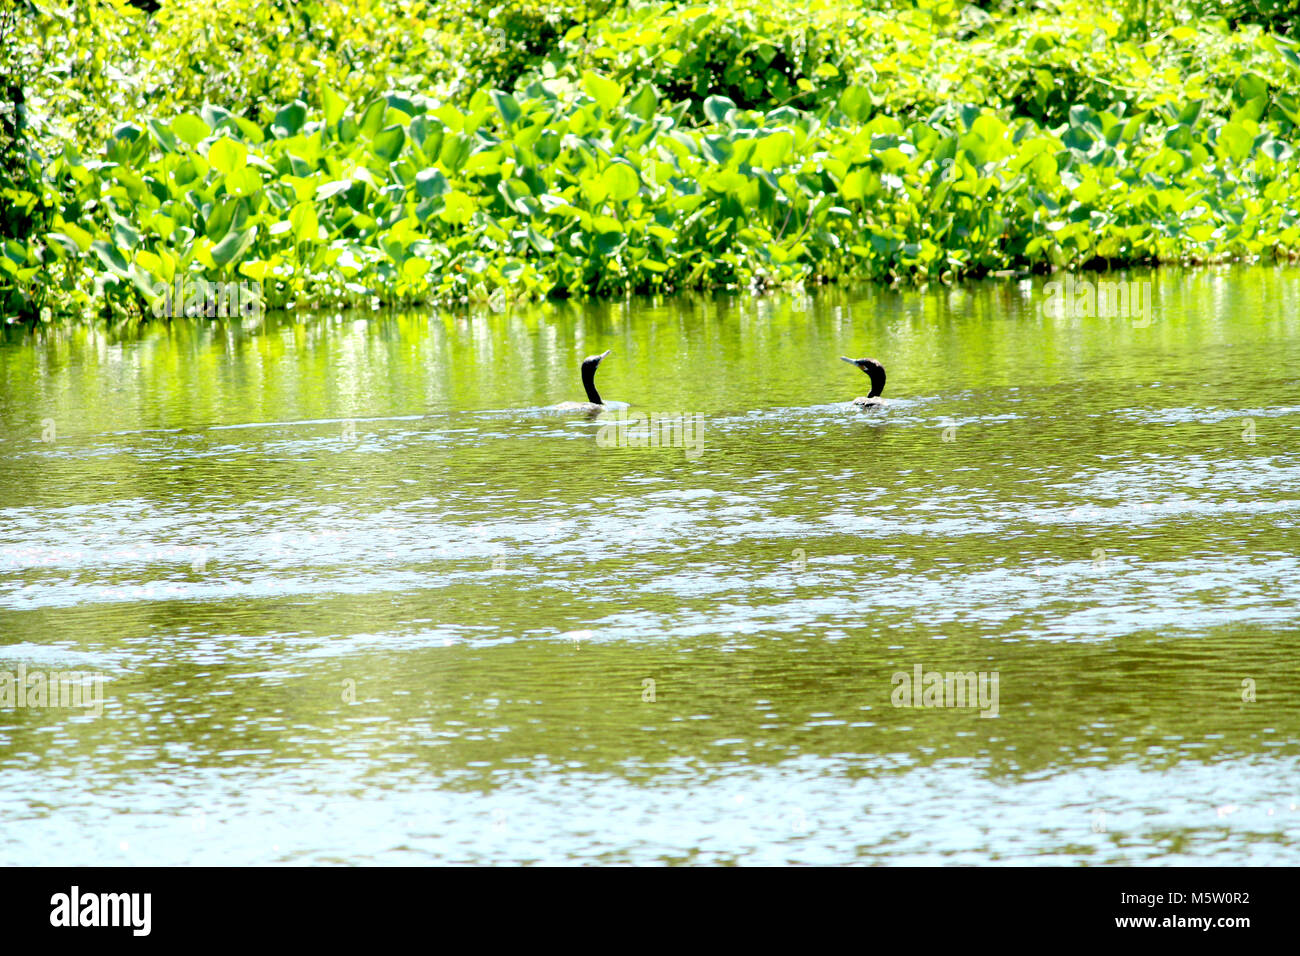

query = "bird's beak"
[839, 356, 858, 366]
[592, 349, 613, 364]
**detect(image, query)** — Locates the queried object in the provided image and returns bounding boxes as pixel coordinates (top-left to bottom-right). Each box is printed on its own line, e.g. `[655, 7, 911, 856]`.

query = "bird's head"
[840, 356, 887, 397]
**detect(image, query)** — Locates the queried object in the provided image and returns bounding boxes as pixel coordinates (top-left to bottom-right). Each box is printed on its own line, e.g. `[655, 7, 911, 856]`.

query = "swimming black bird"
[840, 356, 887, 406]
[552, 349, 614, 412]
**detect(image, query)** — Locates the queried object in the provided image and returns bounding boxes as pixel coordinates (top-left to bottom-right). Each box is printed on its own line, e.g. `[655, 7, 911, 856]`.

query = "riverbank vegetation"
[2, 0, 1299, 321]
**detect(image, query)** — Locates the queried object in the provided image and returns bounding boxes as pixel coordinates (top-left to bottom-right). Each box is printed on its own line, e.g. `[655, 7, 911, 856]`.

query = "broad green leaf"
[272, 101, 308, 138]
[148, 118, 178, 153]
[536, 130, 562, 163]
[1231, 96, 1268, 125]
[840, 167, 878, 201]
[321, 85, 347, 127]
[703, 95, 736, 125]
[134, 249, 163, 277]
[753, 131, 793, 168]
[629, 85, 658, 121]
[839, 85, 872, 122]
[2, 239, 29, 265]
[1176, 100, 1204, 127]
[45, 233, 81, 256]
[415, 168, 450, 198]
[439, 132, 473, 172]
[171, 114, 211, 147]
[359, 99, 388, 139]
[113, 221, 140, 250]
[602, 163, 640, 202]
[1218, 121, 1255, 163]
[315, 179, 353, 201]
[210, 226, 257, 267]
[54, 222, 93, 252]
[208, 139, 246, 176]
[582, 71, 624, 112]
[440, 191, 474, 225]
[490, 90, 523, 127]
[91, 240, 130, 277]
[372, 125, 406, 162]
[225, 167, 263, 197]
[289, 203, 319, 243]
[402, 257, 431, 281]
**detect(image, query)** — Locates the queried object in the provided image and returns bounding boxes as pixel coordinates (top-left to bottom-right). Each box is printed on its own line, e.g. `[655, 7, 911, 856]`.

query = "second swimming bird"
[552, 349, 615, 412]
[840, 356, 888, 406]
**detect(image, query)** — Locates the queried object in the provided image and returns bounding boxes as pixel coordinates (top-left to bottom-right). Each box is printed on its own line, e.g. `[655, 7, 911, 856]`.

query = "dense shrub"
[3, 0, 1300, 321]
[461, 1, 627, 89]
[1192, 0, 1300, 35]
[1, 0, 48, 319]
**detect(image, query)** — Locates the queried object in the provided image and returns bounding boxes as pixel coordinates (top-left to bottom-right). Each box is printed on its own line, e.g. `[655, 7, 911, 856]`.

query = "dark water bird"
[840, 356, 888, 406]
[551, 349, 615, 412]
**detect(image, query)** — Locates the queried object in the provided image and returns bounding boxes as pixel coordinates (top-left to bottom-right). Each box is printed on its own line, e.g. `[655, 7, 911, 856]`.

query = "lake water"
[1, 266, 1297, 864]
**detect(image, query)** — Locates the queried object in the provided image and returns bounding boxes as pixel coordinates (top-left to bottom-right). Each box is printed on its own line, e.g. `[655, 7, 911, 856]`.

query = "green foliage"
[0, 0, 49, 319]
[464, 0, 626, 90]
[4, 0, 1300, 321]
[1189, 1, 1300, 35]
[540, 0, 1299, 128]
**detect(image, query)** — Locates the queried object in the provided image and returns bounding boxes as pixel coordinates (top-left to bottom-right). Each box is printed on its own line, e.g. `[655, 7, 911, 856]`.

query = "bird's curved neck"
[581, 365, 603, 406]
[867, 368, 886, 398]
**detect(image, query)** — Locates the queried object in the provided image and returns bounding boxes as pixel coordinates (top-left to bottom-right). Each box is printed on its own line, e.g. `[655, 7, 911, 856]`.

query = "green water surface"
[1, 265, 1297, 864]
